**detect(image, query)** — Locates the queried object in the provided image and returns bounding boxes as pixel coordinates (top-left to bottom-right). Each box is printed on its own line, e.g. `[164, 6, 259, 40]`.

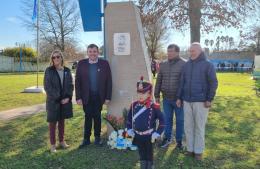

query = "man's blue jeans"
[163, 99, 184, 142]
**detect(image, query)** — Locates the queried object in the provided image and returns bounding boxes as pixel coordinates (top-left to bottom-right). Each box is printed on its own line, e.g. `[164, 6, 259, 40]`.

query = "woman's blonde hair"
[50, 49, 64, 66]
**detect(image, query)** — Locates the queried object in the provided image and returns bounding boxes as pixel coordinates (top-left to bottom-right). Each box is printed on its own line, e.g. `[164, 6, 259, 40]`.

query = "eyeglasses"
[52, 55, 61, 60]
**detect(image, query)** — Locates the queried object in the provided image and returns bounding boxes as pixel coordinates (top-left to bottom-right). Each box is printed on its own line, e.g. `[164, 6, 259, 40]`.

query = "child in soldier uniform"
[127, 76, 165, 169]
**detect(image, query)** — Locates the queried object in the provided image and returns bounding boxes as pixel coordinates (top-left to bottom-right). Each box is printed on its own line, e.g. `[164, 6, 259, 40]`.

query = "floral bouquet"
[103, 113, 125, 131]
[104, 108, 137, 150]
[107, 129, 137, 151]
[103, 108, 128, 131]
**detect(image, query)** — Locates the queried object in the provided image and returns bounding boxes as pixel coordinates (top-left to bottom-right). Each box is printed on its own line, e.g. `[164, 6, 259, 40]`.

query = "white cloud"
[6, 17, 19, 24]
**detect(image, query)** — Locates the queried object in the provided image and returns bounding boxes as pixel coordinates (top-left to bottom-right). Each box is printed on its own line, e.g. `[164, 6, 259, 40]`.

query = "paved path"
[0, 98, 76, 121]
[0, 74, 77, 121]
[0, 95, 76, 121]
[0, 104, 46, 121]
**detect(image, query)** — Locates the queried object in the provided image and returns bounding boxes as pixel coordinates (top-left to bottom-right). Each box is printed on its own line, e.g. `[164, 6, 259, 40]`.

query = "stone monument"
[105, 2, 152, 121]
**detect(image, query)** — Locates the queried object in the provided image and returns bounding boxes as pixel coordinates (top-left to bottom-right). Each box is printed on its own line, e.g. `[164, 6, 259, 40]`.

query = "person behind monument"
[127, 76, 165, 169]
[75, 44, 112, 148]
[44, 50, 74, 153]
[151, 59, 157, 78]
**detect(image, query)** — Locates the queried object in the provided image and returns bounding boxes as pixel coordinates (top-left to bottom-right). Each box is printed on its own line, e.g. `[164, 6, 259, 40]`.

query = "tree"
[204, 39, 209, 47]
[40, 39, 84, 61]
[257, 30, 260, 54]
[238, 26, 260, 52]
[210, 39, 214, 47]
[208, 35, 234, 51]
[247, 26, 260, 54]
[166, 0, 259, 43]
[204, 39, 215, 51]
[138, 0, 170, 60]
[245, 43, 257, 52]
[215, 36, 220, 51]
[21, 0, 80, 52]
[3, 47, 36, 58]
[142, 18, 169, 60]
[229, 37, 234, 49]
[63, 40, 85, 61]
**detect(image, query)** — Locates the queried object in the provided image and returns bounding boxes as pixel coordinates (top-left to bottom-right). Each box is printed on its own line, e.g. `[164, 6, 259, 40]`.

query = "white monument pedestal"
[23, 86, 45, 93]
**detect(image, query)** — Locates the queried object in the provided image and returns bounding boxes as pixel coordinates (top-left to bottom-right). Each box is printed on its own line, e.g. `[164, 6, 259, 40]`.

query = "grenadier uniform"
[127, 77, 165, 169]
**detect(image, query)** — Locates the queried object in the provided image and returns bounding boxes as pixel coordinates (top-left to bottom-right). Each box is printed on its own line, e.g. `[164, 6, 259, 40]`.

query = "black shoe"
[160, 138, 172, 148]
[94, 137, 103, 146]
[78, 139, 90, 149]
[175, 141, 183, 150]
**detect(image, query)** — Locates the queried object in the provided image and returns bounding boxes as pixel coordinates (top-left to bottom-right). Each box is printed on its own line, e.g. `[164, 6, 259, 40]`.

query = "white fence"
[255, 55, 260, 70]
[0, 55, 49, 72]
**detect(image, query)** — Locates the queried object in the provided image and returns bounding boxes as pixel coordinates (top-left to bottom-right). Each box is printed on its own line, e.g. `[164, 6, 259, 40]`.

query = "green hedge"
[3, 47, 36, 58]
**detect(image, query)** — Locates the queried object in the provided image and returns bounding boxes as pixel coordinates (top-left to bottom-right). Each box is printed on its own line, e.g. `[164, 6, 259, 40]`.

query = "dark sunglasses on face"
[52, 55, 61, 60]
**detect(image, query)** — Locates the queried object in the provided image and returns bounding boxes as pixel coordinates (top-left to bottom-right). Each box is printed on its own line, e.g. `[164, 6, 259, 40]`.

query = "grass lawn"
[0, 73, 259, 169]
[0, 73, 45, 111]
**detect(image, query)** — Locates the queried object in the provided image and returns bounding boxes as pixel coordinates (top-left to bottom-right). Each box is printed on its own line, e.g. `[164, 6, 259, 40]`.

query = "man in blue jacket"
[176, 42, 218, 160]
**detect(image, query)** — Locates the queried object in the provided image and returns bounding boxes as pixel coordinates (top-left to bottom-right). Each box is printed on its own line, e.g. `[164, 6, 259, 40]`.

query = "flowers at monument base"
[107, 129, 137, 151]
[103, 113, 125, 131]
[104, 109, 137, 150]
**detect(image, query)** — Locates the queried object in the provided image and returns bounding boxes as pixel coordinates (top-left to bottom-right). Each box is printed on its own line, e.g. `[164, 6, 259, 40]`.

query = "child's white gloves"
[151, 132, 160, 143]
[127, 130, 161, 142]
[127, 129, 135, 137]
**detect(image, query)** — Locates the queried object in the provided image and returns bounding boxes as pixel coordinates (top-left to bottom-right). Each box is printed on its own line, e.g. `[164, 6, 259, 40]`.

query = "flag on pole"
[32, 0, 37, 22]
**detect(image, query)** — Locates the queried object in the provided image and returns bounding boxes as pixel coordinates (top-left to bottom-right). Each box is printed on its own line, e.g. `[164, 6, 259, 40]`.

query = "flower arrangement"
[103, 114, 125, 131]
[107, 129, 137, 151]
[103, 108, 129, 131]
[104, 108, 137, 151]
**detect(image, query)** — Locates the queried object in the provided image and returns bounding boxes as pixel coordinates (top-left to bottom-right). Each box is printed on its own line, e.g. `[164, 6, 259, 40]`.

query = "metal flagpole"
[23, 0, 43, 93]
[36, 0, 40, 88]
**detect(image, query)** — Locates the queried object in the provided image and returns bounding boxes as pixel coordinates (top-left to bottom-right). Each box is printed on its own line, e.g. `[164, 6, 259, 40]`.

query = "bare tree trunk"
[139, 1, 169, 60]
[21, 0, 79, 55]
[188, 0, 202, 43]
[61, 21, 65, 51]
[150, 50, 156, 60]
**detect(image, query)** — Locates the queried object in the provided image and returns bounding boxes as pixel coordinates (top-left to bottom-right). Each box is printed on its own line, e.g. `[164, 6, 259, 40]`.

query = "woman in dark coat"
[44, 50, 74, 153]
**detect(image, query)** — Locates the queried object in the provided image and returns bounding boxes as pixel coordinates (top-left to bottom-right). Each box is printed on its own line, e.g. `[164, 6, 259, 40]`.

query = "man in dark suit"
[75, 44, 112, 148]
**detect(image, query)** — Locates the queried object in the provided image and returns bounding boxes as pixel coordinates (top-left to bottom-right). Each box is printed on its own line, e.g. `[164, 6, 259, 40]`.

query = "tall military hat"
[136, 76, 152, 93]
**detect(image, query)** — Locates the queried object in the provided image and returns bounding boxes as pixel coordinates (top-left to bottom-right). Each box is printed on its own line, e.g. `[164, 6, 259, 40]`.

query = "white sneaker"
[50, 145, 57, 153]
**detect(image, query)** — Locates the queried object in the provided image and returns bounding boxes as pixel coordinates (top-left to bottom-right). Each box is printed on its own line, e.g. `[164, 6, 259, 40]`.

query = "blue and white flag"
[32, 0, 37, 22]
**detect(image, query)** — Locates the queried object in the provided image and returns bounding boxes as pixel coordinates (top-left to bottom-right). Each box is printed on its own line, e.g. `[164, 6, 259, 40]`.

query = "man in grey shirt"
[154, 44, 186, 148]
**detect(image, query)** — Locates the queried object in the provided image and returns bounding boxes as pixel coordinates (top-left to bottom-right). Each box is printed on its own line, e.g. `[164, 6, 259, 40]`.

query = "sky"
[0, 0, 128, 49]
[0, 0, 257, 52]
